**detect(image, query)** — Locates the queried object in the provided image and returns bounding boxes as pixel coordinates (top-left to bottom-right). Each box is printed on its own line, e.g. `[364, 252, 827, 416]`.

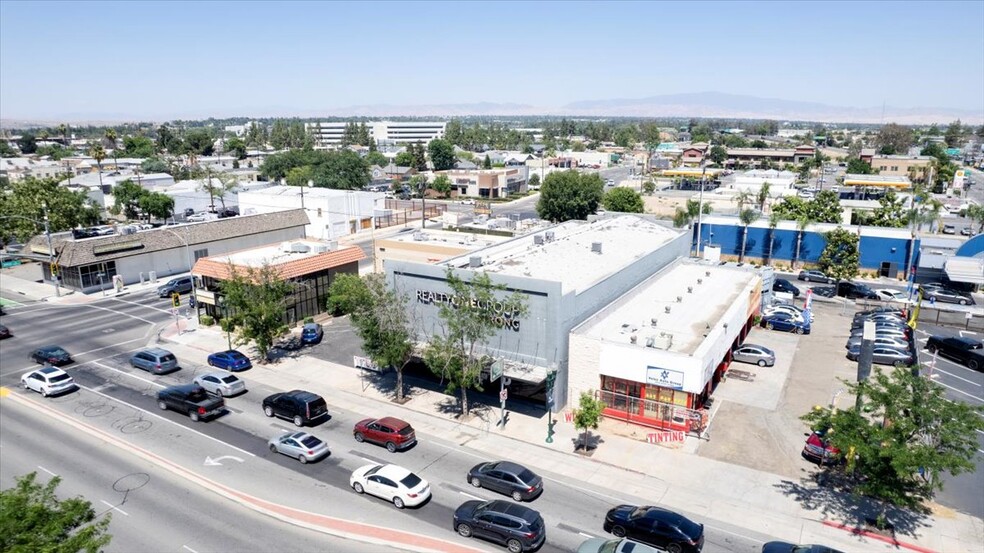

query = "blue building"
[691, 215, 918, 278]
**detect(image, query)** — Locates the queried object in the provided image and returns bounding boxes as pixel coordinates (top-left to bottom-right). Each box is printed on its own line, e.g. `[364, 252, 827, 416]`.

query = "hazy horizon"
[1, 1, 982, 122]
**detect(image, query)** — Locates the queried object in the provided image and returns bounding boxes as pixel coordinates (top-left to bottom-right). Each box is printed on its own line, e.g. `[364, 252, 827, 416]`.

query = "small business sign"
[474, 200, 492, 215]
[354, 356, 381, 372]
[647, 430, 686, 444]
[646, 366, 684, 390]
[92, 240, 143, 255]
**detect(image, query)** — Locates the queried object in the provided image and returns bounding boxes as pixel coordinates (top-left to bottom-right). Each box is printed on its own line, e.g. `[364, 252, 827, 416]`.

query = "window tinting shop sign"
[646, 366, 684, 390]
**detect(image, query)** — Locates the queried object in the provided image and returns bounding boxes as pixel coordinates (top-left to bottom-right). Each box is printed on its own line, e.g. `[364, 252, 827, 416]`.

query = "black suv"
[604, 505, 704, 553]
[836, 281, 879, 300]
[772, 279, 800, 297]
[453, 499, 545, 552]
[262, 390, 329, 427]
[156, 384, 224, 422]
[467, 461, 543, 502]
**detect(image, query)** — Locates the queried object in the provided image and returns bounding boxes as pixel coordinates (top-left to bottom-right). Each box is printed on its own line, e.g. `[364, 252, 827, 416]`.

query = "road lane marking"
[703, 524, 763, 543]
[183, 546, 199, 553]
[37, 465, 58, 477]
[458, 491, 483, 501]
[76, 383, 256, 457]
[90, 360, 164, 388]
[107, 297, 173, 315]
[0, 340, 149, 378]
[578, 532, 595, 538]
[101, 500, 129, 516]
[78, 304, 157, 325]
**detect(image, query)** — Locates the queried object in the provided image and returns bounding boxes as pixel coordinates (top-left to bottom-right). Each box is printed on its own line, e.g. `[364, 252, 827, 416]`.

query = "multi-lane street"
[0, 287, 771, 553]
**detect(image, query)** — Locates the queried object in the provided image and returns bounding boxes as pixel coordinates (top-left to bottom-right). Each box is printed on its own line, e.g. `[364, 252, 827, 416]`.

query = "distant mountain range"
[3, 92, 982, 126]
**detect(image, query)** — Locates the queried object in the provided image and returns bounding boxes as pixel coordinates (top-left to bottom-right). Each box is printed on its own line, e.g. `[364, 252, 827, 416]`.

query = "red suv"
[353, 416, 416, 452]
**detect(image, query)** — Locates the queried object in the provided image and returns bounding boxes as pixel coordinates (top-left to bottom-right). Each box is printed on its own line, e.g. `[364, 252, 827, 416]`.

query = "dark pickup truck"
[157, 383, 225, 421]
[925, 336, 984, 371]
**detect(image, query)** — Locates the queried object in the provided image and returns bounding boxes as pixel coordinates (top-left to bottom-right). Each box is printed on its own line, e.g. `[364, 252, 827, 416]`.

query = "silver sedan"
[731, 344, 776, 367]
[193, 372, 246, 397]
[268, 432, 330, 464]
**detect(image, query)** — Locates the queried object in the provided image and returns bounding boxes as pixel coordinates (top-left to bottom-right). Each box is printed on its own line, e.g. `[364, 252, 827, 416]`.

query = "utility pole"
[694, 142, 710, 257]
[42, 203, 61, 297]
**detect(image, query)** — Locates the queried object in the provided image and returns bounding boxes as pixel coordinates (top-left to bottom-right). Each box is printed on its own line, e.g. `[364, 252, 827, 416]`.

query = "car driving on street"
[453, 499, 545, 552]
[29, 345, 73, 366]
[193, 372, 247, 397]
[207, 349, 252, 371]
[353, 416, 416, 452]
[603, 505, 704, 553]
[21, 366, 76, 397]
[268, 431, 330, 464]
[467, 461, 543, 502]
[350, 463, 430, 508]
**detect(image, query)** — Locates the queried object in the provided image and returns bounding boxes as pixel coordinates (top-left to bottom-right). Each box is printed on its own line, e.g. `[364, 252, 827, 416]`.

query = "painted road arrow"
[204, 455, 244, 466]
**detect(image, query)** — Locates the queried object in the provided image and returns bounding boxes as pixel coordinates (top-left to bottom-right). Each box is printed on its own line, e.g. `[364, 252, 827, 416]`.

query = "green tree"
[817, 227, 860, 281]
[602, 187, 644, 213]
[183, 129, 215, 156]
[965, 204, 984, 234]
[756, 181, 771, 211]
[156, 125, 181, 154]
[394, 151, 414, 167]
[288, 121, 307, 149]
[642, 180, 656, 195]
[528, 173, 540, 189]
[408, 142, 427, 171]
[329, 273, 417, 403]
[482, 154, 492, 169]
[738, 208, 758, 262]
[807, 190, 843, 223]
[573, 390, 605, 453]
[732, 190, 754, 213]
[308, 150, 370, 190]
[104, 128, 119, 168]
[270, 120, 290, 150]
[0, 177, 101, 242]
[847, 158, 874, 175]
[422, 269, 528, 417]
[285, 165, 314, 189]
[111, 179, 147, 219]
[876, 123, 913, 155]
[431, 174, 452, 198]
[225, 137, 247, 159]
[17, 132, 37, 154]
[364, 150, 388, 167]
[121, 135, 156, 158]
[793, 216, 813, 267]
[708, 145, 728, 165]
[943, 119, 963, 148]
[444, 119, 464, 146]
[0, 472, 112, 553]
[0, 141, 17, 157]
[140, 157, 169, 174]
[428, 139, 456, 171]
[801, 367, 984, 510]
[138, 191, 175, 222]
[868, 189, 907, 228]
[536, 170, 604, 222]
[220, 262, 292, 362]
[750, 139, 768, 148]
[766, 212, 781, 264]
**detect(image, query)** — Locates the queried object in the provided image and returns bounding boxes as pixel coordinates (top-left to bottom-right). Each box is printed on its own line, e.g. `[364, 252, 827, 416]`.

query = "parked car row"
[844, 308, 915, 367]
[761, 301, 812, 335]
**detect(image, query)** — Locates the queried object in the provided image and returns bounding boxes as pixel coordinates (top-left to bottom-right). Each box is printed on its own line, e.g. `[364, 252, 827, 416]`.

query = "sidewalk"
[158, 318, 984, 553]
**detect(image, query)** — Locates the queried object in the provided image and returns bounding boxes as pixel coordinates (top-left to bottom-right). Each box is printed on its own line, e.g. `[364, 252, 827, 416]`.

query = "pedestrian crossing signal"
[171, 293, 180, 308]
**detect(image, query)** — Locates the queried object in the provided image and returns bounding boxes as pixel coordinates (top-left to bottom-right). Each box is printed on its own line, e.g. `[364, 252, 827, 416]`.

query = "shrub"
[200, 315, 214, 326]
[303, 316, 315, 324]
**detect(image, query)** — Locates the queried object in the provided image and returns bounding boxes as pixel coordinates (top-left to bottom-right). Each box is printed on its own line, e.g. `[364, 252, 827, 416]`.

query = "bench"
[727, 368, 756, 382]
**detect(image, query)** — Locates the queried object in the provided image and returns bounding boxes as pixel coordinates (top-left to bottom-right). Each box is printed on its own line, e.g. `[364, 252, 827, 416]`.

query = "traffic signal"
[50, 263, 58, 276]
[171, 293, 181, 308]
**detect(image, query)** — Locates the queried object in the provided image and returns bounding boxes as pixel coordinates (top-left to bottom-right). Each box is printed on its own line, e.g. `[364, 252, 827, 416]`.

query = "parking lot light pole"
[160, 227, 198, 320]
[0, 210, 60, 297]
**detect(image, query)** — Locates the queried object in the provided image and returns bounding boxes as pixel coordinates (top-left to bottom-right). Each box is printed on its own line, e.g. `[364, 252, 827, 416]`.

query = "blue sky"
[1, 1, 982, 120]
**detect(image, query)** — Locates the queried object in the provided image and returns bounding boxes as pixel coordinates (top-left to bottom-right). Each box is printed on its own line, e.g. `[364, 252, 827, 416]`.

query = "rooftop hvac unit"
[469, 256, 482, 268]
[676, 296, 683, 302]
[664, 305, 672, 314]
[653, 332, 673, 350]
[545, 230, 555, 242]
[650, 317, 658, 327]
[687, 286, 693, 294]
[290, 242, 311, 253]
[697, 278, 703, 285]
[327, 240, 337, 251]
[645, 335, 655, 347]
[705, 271, 711, 277]
[591, 242, 602, 254]
[312, 243, 329, 253]
[629, 334, 637, 344]
[533, 235, 544, 245]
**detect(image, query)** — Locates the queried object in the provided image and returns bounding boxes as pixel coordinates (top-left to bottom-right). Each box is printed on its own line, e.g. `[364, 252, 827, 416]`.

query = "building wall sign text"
[416, 289, 521, 331]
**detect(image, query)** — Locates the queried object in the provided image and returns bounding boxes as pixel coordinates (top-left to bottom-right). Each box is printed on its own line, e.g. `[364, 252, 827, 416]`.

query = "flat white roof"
[242, 185, 379, 199]
[385, 229, 510, 249]
[210, 239, 330, 267]
[578, 262, 758, 355]
[444, 215, 681, 294]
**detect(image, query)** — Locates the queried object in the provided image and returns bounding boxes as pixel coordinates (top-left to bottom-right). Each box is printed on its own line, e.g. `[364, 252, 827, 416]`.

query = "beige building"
[374, 229, 512, 272]
[725, 145, 815, 167]
[440, 167, 529, 199]
[868, 155, 932, 183]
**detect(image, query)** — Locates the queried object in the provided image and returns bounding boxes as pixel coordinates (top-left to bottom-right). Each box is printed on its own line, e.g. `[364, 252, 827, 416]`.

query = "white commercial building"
[1, 157, 67, 181]
[306, 121, 447, 146]
[731, 169, 798, 196]
[569, 260, 761, 430]
[237, 185, 383, 240]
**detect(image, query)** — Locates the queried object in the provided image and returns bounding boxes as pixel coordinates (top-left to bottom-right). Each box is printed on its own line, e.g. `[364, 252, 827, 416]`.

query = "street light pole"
[161, 227, 198, 319]
[42, 204, 61, 297]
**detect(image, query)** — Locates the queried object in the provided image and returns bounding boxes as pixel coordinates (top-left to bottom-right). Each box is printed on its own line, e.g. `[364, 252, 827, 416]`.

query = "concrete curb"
[821, 520, 939, 553]
[2, 390, 483, 553]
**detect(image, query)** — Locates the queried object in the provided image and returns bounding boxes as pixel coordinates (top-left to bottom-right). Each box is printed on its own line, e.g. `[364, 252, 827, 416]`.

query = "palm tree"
[966, 204, 984, 234]
[199, 167, 218, 211]
[104, 129, 118, 170]
[767, 212, 781, 265]
[924, 199, 944, 233]
[88, 142, 106, 190]
[794, 216, 813, 268]
[738, 208, 758, 262]
[733, 190, 755, 214]
[57, 123, 68, 145]
[214, 172, 239, 210]
[757, 181, 771, 211]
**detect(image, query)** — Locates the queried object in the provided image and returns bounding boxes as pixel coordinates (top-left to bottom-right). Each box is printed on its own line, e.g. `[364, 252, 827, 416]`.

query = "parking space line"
[182, 546, 199, 553]
[76, 383, 256, 457]
[930, 379, 984, 403]
[458, 490, 483, 501]
[37, 465, 58, 477]
[929, 367, 982, 387]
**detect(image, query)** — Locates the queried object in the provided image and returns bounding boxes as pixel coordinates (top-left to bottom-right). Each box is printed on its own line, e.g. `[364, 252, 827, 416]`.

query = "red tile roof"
[193, 245, 365, 282]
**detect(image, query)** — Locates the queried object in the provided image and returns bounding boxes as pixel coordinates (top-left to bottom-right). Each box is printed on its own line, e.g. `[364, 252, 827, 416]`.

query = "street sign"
[490, 360, 503, 382]
[499, 389, 508, 402]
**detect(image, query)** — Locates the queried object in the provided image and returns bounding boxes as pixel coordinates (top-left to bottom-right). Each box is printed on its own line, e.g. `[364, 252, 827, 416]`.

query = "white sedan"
[21, 367, 76, 397]
[874, 289, 914, 304]
[350, 464, 431, 509]
[764, 305, 814, 323]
